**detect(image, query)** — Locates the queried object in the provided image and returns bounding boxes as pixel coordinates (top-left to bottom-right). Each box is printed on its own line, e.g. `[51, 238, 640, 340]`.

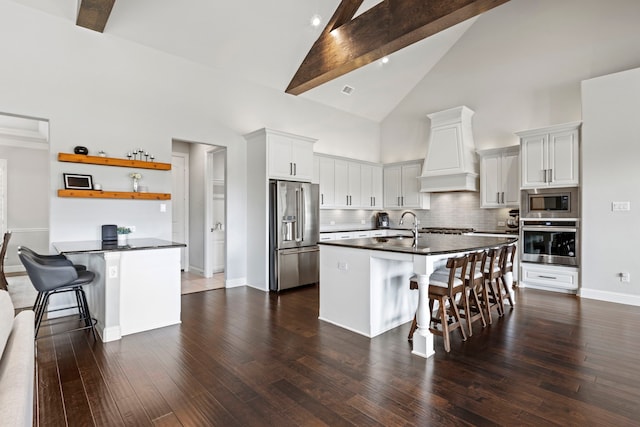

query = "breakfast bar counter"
[319, 234, 516, 358]
[53, 239, 186, 342]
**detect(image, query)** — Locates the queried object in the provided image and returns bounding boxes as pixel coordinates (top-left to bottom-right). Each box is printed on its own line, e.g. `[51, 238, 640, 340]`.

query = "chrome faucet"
[399, 210, 419, 246]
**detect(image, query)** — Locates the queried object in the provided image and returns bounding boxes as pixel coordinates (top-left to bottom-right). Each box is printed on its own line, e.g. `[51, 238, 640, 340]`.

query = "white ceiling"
[8, 0, 486, 122]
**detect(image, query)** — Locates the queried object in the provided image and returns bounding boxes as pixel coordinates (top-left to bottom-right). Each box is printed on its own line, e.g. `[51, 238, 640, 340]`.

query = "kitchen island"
[319, 234, 516, 358]
[53, 238, 186, 342]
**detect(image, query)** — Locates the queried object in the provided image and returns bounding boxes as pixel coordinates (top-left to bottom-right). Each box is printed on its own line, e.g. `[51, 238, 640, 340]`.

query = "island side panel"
[319, 245, 372, 337]
[119, 248, 181, 336]
[369, 252, 417, 337]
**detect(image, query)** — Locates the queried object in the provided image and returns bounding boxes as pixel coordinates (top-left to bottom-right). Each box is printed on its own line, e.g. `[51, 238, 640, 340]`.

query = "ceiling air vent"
[341, 85, 354, 95]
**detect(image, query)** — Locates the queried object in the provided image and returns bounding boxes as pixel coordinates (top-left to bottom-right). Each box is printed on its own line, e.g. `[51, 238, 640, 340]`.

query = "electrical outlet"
[337, 262, 349, 271]
[109, 266, 118, 278]
[620, 272, 631, 282]
[498, 221, 505, 227]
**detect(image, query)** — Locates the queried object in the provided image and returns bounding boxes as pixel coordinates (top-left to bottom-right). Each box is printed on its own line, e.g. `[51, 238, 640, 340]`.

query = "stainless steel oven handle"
[522, 226, 577, 233]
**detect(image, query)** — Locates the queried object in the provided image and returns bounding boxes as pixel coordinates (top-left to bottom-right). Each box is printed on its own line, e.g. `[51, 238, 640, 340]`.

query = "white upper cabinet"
[247, 129, 315, 182]
[334, 159, 359, 208]
[383, 161, 430, 209]
[315, 155, 335, 207]
[360, 164, 383, 209]
[517, 122, 580, 188]
[314, 154, 383, 209]
[478, 146, 520, 208]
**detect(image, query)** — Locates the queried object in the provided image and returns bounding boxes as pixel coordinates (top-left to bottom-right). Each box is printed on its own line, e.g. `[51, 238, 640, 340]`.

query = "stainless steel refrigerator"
[269, 180, 319, 291]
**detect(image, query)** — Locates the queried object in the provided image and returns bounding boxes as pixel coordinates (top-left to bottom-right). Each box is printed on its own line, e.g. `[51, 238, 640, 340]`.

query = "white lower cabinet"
[520, 263, 578, 293]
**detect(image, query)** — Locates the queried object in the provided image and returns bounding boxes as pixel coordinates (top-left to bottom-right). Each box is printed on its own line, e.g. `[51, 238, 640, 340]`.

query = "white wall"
[580, 67, 640, 305]
[381, 0, 640, 162]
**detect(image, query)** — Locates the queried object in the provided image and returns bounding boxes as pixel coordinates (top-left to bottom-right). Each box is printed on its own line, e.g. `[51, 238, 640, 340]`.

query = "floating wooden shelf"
[58, 190, 171, 200]
[58, 153, 171, 170]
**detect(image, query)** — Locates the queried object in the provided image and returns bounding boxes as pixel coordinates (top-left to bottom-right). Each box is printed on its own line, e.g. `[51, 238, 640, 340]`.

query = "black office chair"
[18, 249, 97, 340]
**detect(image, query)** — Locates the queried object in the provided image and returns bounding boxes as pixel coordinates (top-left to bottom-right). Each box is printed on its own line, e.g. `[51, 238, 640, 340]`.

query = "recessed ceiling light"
[341, 85, 354, 96]
[310, 14, 322, 27]
[381, 56, 390, 64]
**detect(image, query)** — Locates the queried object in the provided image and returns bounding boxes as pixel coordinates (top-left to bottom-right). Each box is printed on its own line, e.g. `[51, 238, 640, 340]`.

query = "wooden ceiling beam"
[76, 0, 116, 33]
[286, 0, 510, 95]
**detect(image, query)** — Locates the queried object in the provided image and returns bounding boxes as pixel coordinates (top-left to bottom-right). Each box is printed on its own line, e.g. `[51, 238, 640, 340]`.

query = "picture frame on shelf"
[63, 173, 93, 190]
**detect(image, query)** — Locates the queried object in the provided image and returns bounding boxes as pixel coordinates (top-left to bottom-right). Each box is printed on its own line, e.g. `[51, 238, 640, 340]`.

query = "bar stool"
[18, 246, 87, 314]
[479, 247, 504, 324]
[427, 255, 468, 352]
[18, 249, 97, 340]
[458, 251, 487, 336]
[497, 244, 516, 312]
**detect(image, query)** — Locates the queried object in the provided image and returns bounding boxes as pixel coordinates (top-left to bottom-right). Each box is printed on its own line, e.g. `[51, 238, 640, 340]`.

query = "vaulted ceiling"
[9, 0, 510, 122]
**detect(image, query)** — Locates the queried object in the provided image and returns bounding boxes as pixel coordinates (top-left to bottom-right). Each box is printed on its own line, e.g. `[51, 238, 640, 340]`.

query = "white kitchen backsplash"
[320, 192, 513, 232]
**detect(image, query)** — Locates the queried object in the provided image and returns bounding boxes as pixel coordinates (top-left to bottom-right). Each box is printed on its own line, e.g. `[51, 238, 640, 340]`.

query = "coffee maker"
[376, 212, 390, 229]
[506, 209, 519, 229]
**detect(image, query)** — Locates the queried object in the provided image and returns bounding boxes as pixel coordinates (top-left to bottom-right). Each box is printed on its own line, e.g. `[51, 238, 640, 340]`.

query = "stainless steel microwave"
[521, 187, 579, 219]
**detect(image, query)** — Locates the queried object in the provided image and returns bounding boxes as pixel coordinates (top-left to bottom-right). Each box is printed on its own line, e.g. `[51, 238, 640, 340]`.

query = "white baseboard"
[244, 282, 267, 292]
[6, 265, 26, 274]
[578, 288, 640, 307]
[225, 277, 247, 288]
[188, 265, 204, 276]
[519, 282, 577, 295]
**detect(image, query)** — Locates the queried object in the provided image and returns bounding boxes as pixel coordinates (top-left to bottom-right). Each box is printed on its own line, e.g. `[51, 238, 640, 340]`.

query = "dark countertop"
[319, 234, 517, 255]
[473, 229, 519, 235]
[321, 227, 520, 235]
[53, 238, 186, 255]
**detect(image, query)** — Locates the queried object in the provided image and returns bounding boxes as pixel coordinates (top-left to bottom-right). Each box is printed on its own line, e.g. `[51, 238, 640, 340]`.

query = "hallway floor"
[180, 271, 225, 294]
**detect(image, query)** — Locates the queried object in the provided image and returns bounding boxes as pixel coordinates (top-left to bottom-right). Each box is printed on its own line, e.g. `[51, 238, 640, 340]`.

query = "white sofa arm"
[0, 310, 35, 427]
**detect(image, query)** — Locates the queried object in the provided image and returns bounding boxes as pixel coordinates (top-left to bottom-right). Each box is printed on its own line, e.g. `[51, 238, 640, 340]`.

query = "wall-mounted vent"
[341, 85, 355, 95]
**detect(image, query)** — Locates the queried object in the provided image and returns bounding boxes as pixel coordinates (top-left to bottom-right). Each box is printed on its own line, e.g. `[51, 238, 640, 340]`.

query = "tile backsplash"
[320, 192, 514, 232]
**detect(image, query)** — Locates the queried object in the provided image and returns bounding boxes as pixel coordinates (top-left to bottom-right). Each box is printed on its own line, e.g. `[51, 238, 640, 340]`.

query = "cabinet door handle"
[501, 192, 505, 204]
[397, 196, 400, 206]
[321, 194, 324, 205]
[401, 196, 404, 206]
[538, 275, 557, 280]
[290, 163, 293, 176]
[294, 163, 297, 176]
[547, 168, 552, 183]
[497, 192, 500, 203]
[543, 169, 547, 183]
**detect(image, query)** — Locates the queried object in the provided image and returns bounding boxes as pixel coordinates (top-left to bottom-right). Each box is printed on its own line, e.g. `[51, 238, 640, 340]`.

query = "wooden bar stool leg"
[438, 296, 451, 352]
[449, 295, 467, 342]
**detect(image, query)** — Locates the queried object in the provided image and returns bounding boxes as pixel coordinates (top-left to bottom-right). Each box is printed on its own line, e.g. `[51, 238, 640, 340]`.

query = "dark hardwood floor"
[34, 285, 640, 426]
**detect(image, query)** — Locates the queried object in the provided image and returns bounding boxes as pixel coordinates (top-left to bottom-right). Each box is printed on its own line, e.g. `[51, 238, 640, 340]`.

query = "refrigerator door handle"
[299, 187, 305, 242]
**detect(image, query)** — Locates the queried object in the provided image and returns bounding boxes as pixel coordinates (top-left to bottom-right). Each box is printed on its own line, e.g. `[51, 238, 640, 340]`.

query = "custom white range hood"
[420, 106, 479, 192]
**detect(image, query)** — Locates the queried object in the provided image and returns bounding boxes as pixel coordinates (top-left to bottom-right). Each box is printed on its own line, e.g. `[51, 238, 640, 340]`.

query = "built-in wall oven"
[520, 187, 579, 267]
[520, 219, 579, 266]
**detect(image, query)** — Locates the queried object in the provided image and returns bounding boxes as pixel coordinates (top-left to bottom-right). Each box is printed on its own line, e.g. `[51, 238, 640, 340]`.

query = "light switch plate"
[612, 201, 631, 212]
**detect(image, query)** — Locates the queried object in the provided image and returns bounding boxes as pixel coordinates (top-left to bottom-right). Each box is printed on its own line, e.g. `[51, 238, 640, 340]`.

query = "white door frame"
[171, 152, 189, 271]
[204, 147, 226, 279]
[0, 159, 7, 236]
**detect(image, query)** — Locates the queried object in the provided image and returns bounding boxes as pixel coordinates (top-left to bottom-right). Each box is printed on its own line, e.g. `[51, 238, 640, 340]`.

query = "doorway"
[205, 147, 226, 279]
[172, 141, 226, 293]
